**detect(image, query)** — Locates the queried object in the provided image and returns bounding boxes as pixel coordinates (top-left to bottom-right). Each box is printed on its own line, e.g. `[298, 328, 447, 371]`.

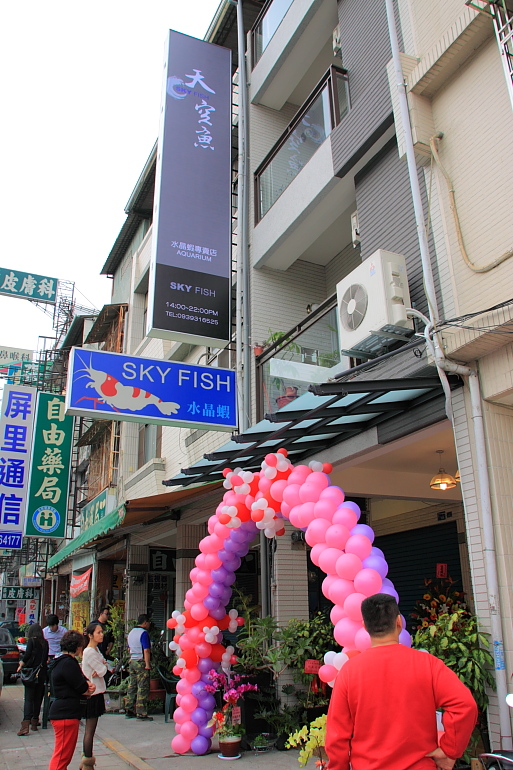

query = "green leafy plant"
[413, 609, 494, 759]
[147, 698, 164, 714]
[287, 713, 328, 768]
[107, 604, 127, 662]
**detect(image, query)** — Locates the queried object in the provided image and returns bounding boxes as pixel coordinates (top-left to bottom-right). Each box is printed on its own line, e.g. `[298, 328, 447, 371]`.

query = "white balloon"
[169, 641, 178, 651]
[229, 622, 238, 633]
[228, 610, 238, 620]
[252, 499, 267, 510]
[506, 694, 513, 708]
[232, 518, 242, 528]
[309, 461, 324, 472]
[176, 658, 186, 668]
[324, 651, 336, 666]
[177, 614, 186, 624]
[176, 625, 185, 635]
[264, 467, 277, 479]
[328, 679, 336, 688]
[333, 652, 349, 669]
[172, 610, 180, 619]
[211, 626, 219, 634]
[264, 528, 275, 538]
[223, 479, 232, 489]
[256, 520, 266, 530]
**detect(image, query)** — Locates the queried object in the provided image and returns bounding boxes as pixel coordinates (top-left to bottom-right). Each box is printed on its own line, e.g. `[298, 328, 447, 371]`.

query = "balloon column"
[167, 449, 410, 755]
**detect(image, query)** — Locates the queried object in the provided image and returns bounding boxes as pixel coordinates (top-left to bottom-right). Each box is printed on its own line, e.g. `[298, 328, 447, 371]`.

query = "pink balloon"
[324, 524, 350, 550]
[180, 694, 198, 713]
[309, 543, 328, 567]
[184, 667, 202, 683]
[298, 483, 322, 504]
[172, 734, 191, 754]
[288, 466, 312, 483]
[176, 679, 192, 695]
[214, 523, 230, 539]
[176, 694, 182, 706]
[179, 634, 194, 651]
[196, 570, 213, 587]
[313, 499, 336, 521]
[183, 599, 192, 611]
[341, 501, 361, 518]
[318, 664, 338, 684]
[322, 575, 339, 600]
[258, 476, 272, 492]
[332, 508, 358, 530]
[305, 517, 331, 546]
[354, 626, 372, 651]
[343, 592, 367, 622]
[198, 536, 215, 554]
[319, 486, 345, 506]
[191, 602, 209, 621]
[270, 479, 288, 502]
[330, 604, 347, 625]
[191, 584, 209, 600]
[207, 516, 216, 534]
[334, 617, 363, 648]
[354, 568, 383, 597]
[190, 568, 199, 582]
[282, 484, 301, 508]
[399, 629, 412, 647]
[345, 534, 372, 561]
[204, 553, 222, 570]
[318, 547, 344, 575]
[309, 472, 330, 490]
[181, 720, 199, 740]
[288, 506, 303, 529]
[281, 501, 291, 518]
[336, 552, 362, 580]
[297, 502, 316, 527]
[329, 578, 354, 606]
[173, 707, 188, 723]
[195, 554, 206, 569]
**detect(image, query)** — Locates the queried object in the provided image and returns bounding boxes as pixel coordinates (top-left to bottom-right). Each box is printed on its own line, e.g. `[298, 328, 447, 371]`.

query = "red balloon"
[236, 617, 244, 626]
[181, 649, 199, 668]
[167, 618, 178, 629]
[210, 643, 225, 662]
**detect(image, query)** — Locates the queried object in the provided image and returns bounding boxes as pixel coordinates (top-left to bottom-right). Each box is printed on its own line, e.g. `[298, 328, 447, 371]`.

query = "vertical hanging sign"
[0, 384, 37, 549]
[147, 30, 232, 347]
[25, 393, 73, 540]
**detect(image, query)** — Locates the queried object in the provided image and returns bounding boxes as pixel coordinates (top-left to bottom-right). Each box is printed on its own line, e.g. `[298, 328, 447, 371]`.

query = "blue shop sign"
[65, 348, 237, 431]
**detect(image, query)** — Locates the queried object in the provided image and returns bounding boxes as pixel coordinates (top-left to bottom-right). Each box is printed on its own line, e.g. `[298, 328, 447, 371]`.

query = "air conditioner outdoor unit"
[6, 599, 17, 607]
[336, 249, 414, 359]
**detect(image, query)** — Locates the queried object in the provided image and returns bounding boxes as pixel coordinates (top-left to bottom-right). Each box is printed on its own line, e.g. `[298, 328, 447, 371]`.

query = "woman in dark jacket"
[16, 623, 49, 735]
[48, 630, 95, 770]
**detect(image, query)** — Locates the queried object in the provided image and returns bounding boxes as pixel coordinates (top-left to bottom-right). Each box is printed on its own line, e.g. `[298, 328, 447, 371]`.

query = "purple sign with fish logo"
[65, 348, 237, 431]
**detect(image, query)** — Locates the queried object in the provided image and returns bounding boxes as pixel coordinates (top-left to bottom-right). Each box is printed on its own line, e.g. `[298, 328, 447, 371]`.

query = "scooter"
[478, 695, 513, 768]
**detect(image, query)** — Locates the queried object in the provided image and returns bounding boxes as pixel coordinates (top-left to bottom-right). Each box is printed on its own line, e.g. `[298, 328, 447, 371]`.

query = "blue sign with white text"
[65, 348, 237, 431]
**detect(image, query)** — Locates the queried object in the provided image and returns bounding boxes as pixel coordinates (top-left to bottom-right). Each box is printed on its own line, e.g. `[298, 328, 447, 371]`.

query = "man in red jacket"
[326, 593, 477, 770]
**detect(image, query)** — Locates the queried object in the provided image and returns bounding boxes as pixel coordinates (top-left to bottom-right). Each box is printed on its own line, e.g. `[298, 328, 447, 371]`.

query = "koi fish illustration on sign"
[74, 354, 180, 415]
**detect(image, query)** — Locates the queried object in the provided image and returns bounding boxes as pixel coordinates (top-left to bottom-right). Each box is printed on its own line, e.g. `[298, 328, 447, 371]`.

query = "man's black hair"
[46, 614, 59, 627]
[361, 593, 400, 636]
[137, 613, 150, 625]
[99, 606, 110, 614]
[60, 629, 84, 653]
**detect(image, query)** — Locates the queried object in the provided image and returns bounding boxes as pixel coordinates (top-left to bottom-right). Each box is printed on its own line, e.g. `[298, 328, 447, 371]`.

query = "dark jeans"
[23, 682, 45, 721]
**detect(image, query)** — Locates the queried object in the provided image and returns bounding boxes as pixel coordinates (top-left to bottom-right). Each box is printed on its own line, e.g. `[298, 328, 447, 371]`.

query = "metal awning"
[163, 376, 461, 487]
[47, 505, 126, 569]
[84, 304, 127, 344]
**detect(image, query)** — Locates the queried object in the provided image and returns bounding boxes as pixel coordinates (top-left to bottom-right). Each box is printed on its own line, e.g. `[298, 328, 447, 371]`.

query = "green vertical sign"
[25, 393, 73, 539]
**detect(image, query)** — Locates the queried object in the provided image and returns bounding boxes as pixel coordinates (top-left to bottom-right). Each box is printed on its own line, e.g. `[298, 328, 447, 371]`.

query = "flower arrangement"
[410, 577, 468, 631]
[286, 713, 328, 769]
[206, 669, 258, 738]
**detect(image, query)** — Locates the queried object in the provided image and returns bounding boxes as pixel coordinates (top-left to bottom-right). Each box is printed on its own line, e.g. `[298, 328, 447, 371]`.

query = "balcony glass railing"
[255, 67, 349, 221]
[253, 0, 295, 66]
[259, 305, 348, 416]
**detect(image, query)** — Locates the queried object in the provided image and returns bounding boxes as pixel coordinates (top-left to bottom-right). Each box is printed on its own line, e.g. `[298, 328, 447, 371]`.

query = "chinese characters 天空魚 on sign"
[147, 30, 232, 348]
[0, 385, 37, 549]
[0, 268, 57, 304]
[65, 348, 237, 431]
[24, 393, 73, 540]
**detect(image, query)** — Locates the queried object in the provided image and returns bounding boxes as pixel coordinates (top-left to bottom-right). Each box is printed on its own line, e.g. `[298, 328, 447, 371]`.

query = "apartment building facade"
[46, 0, 513, 747]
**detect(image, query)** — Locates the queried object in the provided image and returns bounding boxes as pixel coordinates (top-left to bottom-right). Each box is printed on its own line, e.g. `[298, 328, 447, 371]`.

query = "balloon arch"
[166, 449, 410, 755]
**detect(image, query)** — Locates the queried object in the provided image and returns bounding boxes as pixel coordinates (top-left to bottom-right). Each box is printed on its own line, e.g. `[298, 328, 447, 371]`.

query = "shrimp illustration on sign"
[74, 355, 180, 415]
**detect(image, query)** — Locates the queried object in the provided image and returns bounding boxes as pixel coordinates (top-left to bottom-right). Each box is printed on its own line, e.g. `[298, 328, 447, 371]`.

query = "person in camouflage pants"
[125, 615, 152, 721]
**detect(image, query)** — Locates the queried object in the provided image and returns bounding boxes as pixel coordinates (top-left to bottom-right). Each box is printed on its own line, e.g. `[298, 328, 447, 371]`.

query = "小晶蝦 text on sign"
[0, 385, 37, 549]
[65, 348, 237, 431]
[25, 393, 73, 540]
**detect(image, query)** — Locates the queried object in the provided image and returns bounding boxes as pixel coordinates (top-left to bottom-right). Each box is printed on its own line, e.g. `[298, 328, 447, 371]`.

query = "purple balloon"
[199, 724, 214, 738]
[191, 735, 211, 755]
[371, 546, 385, 559]
[224, 556, 241, 571]
[209, 582, 225, 598]
[223, 570, 236, 586]
[230, 528, 247, 543]
[340, 500, 361, 519]
[211, 567, 229, 583]
[362, 554, 388, 578]
[381, 585, 399, 602]
[220, 586, 232, 605]
[191, 707, 208, 726]
[198, 693, 216, 711]
[217, 549, 231, 562]
[203, 595, 220, 611]
[197, 657, 214, 674]
[399, 629, 412, 647]
[350, 524, 375, 543]
[382, 577, 394, 588]
[210, 606, 226, 620]
[241, 520, 257, 533]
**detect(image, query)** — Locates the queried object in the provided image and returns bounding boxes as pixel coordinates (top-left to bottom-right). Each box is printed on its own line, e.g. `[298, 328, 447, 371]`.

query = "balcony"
[257, 301, 349, 416]
[250, 0, 338, 109]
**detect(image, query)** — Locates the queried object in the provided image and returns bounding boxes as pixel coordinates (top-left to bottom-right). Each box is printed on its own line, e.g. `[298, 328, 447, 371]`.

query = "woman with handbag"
[80, 622, 108, 769]
[17, 623, 49, 735]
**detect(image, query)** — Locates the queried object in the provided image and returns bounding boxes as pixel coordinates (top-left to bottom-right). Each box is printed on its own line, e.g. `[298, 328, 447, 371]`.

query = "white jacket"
[81, 645, 107, 694]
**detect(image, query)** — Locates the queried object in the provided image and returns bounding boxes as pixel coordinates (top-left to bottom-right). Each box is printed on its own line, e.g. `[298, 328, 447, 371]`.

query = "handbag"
[20, 662, 42, 684]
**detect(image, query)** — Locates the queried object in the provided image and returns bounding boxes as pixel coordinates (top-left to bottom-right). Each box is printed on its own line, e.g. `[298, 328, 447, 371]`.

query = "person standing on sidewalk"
[325, 594, 477, 770]
[16, 623, 49, 735]
[81, 622, 108, 769]
[124, 614, 153, 721]
[95, 607, 114, 660]
[43, 614, 67, 659]
[48, 630, 95, 770]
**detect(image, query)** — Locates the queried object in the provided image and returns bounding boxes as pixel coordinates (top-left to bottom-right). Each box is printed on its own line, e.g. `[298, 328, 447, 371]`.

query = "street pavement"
[0, 680, 302, 770]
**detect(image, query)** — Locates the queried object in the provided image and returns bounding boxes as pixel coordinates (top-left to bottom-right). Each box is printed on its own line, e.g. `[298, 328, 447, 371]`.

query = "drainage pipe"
[386, 0, 512, 746]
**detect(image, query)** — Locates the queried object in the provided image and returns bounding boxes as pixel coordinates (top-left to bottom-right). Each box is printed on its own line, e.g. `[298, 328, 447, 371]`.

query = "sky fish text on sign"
[65, 348, 237, 431]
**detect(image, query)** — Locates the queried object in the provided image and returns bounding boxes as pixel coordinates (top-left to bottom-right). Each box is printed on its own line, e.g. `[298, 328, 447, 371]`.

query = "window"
[137, 424, 163, 469]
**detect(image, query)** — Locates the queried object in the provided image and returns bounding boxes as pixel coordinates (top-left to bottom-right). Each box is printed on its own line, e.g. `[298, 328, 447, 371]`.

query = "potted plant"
[251, 733, 275, 752]
[206, 668, 258, 759]
[410, 577, 468, 631]
[287, 713, 328, 769]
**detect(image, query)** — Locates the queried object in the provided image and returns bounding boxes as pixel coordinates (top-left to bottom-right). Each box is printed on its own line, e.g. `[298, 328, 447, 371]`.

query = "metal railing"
[252, 0, 294, 66]
[254, 67, 349, 221]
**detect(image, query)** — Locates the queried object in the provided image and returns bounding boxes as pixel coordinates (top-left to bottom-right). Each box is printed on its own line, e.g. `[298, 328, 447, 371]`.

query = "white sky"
[0, 0, 221, 352]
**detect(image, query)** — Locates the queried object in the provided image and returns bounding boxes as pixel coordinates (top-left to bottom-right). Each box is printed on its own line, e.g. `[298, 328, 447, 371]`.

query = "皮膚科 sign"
[25, 393, 73, 540]
[65, 348, 237, 431]
[147, 30, 232, 347]
[1, 586, 35, 600]
[0, 268, 57, 304]
[0, 385, 37, 550]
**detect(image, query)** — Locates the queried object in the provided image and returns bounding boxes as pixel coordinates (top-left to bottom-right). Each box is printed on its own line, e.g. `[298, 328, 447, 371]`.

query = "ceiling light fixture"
[429, 450, 456, 491]
[454, 469, 460, 483]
